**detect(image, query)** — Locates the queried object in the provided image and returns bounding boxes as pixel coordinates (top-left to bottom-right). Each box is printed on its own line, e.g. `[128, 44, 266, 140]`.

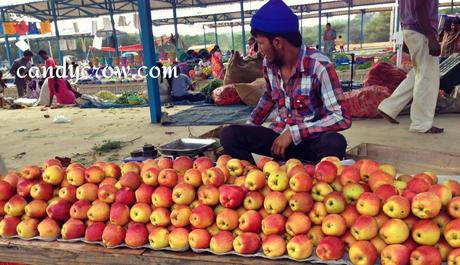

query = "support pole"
[51, 0, 63, 64]
[318, 0, 322, 50]
[138, 0, 161, 123]
[213, 15, 218, 46]
[203, 25, 207, 49]
[300, 7, 303, 39]
[395, 0, 400, 32]
[452, 0, 454, 13]
[240, 0, 246, 56]
[48, 40, 53, 58]
[360, 10, 364, 49]
[16, 36, 21, 58]
[108, 0, 119, 57]
[172, 0, 179, 57]
[1, 9, 12, 66]
[231, 23, 235, 51]
[347, 1, 351, 52]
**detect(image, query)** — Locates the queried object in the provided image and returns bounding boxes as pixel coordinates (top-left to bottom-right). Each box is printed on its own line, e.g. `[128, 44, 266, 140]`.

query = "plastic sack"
[53, 115, 71, 123]
[212, 84, 242, 106]
[342, 85, 391, 118]
[363, 62, 407, 93]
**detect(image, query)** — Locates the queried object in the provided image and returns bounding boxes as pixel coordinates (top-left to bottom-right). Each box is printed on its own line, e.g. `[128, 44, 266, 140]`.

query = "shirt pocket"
[292, 76, 313, 113]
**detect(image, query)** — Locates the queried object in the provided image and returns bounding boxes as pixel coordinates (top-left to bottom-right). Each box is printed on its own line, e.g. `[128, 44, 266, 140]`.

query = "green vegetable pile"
[115, 92, 146, 105]
[95, 90, 118, 102]
[200, 79, 223, 96]
[336, 65, 349, 72]
[356, 61, 373, 70]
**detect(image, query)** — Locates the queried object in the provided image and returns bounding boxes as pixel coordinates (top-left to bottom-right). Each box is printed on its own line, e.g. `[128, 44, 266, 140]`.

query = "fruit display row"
[1, 155, 460, 264]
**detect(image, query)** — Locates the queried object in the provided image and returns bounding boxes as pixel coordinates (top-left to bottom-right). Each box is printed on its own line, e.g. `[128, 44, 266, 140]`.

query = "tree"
[364, 12, 391, 43]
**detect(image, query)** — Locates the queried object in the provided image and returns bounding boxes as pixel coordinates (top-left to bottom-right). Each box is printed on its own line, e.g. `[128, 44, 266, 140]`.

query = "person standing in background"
[378, 0, 443, 134]
[10, 50, 33, 98]
[210, 45, 224, 79]
[337, 35, 345, 53]
[323, 23, 336, 58]
[38, 50, 56, 69]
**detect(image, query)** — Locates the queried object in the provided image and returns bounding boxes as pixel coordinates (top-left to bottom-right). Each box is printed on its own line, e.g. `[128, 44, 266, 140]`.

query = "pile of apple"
[2, 155, 460, 264]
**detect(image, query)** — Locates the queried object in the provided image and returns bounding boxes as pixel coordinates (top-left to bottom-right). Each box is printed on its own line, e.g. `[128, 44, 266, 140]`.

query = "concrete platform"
[342, 114, 460, 155]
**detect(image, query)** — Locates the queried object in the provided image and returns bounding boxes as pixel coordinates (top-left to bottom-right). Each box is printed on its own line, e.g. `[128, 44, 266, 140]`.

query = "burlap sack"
[224, 51, 264, 85]
[234, 78, 266, 107]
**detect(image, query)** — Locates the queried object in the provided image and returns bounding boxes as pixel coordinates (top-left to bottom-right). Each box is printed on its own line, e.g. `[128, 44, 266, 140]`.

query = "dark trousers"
[172, 92, 206, 102]
[16, 80, 25, 98]
[220, 124, 347, 164]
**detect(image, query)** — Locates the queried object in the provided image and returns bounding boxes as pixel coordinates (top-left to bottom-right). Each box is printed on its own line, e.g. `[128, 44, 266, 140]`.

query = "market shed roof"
[0, 0, 243, 21]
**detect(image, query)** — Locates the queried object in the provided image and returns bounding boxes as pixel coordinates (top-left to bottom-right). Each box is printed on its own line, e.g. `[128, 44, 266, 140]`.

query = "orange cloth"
[39, 20, 52, 34]
[2, 22, 16, 35]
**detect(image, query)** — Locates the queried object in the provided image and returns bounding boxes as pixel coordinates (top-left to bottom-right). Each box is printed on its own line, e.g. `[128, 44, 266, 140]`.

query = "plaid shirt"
[249, 45, 351, 145]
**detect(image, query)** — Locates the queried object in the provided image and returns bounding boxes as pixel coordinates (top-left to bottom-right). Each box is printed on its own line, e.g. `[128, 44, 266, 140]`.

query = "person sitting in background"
[171, 66, 206, 102]
[86, 61, 98, 76]
[337, 35, 345, 53]
[194, 54, 212, 79]
[210, 45, 224, 79]
[46, 68, 81, 107]
[441, 17, 460, 58]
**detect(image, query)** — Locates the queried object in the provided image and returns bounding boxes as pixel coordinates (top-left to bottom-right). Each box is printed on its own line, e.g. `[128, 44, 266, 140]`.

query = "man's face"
[452, 21, 459, 31]
[39, 54, 47, 60]
[24, 55, 32, 62]
[254, 35, 281, 65]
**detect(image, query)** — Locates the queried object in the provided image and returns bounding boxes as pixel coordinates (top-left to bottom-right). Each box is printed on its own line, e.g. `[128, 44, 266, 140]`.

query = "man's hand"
[428, 35, 441, 57]
[271, 130, 293, 160]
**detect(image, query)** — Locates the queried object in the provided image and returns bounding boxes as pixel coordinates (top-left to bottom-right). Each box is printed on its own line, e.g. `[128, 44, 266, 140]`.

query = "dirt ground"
[0, 106, 216, 170]
[1, 105, 459, 171]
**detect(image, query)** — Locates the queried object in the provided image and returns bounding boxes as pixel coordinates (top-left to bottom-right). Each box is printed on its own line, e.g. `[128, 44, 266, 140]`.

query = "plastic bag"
[363, 62, 407, 93]
[53, 115, 71, 123]
[342, 85, 391, 118]
[212, 84, 242, 106]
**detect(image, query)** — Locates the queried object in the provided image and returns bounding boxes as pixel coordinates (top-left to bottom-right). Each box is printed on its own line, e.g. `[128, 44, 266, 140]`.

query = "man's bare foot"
[377, 109, 399, 124]
[425, 127, 444, 134]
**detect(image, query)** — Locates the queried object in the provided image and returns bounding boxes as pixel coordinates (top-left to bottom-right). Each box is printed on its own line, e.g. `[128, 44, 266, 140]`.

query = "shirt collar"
[297, 44, 306, 73]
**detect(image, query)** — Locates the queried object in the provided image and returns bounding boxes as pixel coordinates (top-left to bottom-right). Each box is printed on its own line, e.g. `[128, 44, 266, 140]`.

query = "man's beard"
[270, 48, 282, 67]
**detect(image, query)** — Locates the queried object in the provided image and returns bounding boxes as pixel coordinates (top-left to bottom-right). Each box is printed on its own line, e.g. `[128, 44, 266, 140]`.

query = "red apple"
[85, 222, 106, 241]
[219, 184, 244, 209]
[315, 161, 337, 184]
[125, 222, 149, 247]
[233, 232, 261, 254]
[0, 180, 14, 201]
[193, 157, 213, 172]
[115, 187, 136, 206]
[316, 236, 345, 261]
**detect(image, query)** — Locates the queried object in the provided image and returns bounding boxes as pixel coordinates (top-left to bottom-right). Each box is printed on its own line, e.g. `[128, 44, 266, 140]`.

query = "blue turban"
[250, 0, 299, 33]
